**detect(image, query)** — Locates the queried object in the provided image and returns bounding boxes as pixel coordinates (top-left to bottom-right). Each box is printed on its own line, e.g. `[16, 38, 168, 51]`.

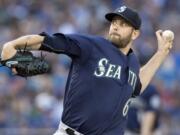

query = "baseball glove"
[0, 51, 51, 77]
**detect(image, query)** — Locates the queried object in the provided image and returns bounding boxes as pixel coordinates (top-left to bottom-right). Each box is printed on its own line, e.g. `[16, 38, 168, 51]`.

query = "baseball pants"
[53, 122, 83, 135]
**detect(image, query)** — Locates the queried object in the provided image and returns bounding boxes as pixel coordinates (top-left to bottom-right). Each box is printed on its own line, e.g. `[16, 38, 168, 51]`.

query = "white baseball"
[162, 30, 174, 41]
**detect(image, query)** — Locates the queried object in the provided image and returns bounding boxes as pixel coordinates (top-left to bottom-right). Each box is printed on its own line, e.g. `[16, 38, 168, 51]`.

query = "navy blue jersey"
[39, 33, 142, 135]
[126, 85, 160, 133]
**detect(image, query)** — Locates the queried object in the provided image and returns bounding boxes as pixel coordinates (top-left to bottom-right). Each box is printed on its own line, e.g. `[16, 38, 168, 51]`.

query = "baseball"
[162, 30, 174, 41]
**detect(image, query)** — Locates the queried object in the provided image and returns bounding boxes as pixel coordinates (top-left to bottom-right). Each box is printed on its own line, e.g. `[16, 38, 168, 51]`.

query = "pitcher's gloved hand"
[0, 51, 51, 77]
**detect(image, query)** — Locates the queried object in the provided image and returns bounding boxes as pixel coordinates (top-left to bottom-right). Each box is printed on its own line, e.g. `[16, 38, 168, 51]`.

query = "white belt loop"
[59, 122, 83, 135]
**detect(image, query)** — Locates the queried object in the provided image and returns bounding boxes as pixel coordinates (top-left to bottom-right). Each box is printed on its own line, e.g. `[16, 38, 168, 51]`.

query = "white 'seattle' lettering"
[94, 58, 137, 90]
[128, 70, 137, 91]
[113, 66, 121, 79]
[94, 58, 121, 79]
[94, 58, 108, 77]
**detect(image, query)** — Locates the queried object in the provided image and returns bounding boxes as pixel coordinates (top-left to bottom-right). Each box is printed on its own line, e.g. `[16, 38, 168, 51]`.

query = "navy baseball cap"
[105, 6, 141, 29]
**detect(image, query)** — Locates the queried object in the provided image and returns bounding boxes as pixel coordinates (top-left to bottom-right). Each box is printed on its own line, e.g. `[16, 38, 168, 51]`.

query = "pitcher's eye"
[112, 20, 118, 25]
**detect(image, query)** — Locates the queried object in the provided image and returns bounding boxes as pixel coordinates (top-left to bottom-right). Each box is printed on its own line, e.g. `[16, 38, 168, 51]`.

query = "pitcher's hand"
[156, 30, 174, 55]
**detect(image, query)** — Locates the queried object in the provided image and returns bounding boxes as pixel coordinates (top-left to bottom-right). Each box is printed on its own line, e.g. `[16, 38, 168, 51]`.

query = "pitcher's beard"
[107, 33, 132, 48]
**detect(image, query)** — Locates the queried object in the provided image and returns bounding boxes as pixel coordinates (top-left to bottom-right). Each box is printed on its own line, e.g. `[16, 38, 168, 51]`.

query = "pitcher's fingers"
[12, 68, 17, 75]
[156, 30, 163, 39]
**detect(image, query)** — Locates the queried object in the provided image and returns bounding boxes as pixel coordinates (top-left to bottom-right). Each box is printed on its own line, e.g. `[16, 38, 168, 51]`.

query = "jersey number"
[122, 99, 131, 117]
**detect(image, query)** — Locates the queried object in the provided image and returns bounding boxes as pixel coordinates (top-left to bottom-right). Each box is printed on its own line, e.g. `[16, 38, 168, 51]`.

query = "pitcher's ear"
[132, 30, 140, 40]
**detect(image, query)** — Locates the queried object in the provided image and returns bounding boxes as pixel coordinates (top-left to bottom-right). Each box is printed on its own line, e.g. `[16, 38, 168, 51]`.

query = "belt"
[60, 122, 83, 135]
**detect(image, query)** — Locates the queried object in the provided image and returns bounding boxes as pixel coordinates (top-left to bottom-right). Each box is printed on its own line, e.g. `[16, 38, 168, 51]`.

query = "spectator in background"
[125, 84, 161, 135]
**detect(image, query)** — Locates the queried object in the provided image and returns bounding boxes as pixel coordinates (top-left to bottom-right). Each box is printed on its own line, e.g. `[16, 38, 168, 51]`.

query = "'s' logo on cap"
[118, 6, 127, 13]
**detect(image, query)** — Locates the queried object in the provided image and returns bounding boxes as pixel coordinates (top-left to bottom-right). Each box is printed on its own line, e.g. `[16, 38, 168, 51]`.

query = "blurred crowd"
[0, 0, 179, 134]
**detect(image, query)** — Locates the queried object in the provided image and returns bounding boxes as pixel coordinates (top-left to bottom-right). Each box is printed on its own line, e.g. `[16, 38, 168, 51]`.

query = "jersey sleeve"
[39, 32, 92, 61]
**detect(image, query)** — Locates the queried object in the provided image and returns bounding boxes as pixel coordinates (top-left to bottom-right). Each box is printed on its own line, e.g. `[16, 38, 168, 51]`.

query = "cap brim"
[105, 13, 120, 21]
[105, 13, 137, 29]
